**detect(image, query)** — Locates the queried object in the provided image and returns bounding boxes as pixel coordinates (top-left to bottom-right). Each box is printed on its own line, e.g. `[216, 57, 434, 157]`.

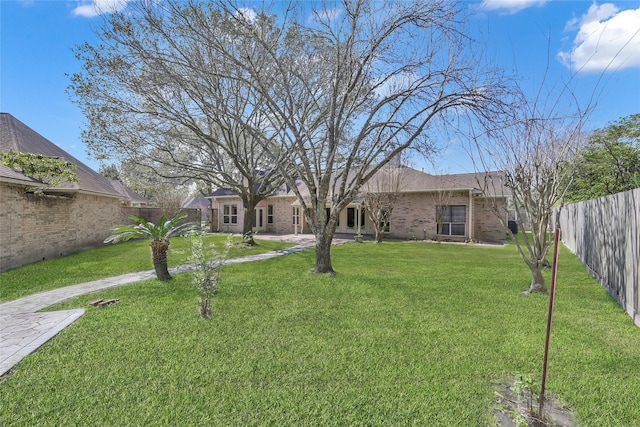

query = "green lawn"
[0, 234, 294, 303]
[1, 242, 639, 426]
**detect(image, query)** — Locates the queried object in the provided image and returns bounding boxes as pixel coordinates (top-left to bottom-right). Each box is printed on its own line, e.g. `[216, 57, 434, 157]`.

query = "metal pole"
[539, 228, 561, 419]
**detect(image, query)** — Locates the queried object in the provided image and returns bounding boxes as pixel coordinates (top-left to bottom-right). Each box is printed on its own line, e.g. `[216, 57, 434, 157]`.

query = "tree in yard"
[188, 233, 230, 319]
[204, 0, 511, 273]
[69, 1, 288, 245]
[101, 160, 193, 217]
[105, 213, 199, 281]
[362, 161, 404, 243]
[117, 159, 192, 204]
[152, 186, 194, 220]
[565, 113, 640, 203]
[473, 82, 588, 294]
[98, 163, 120, 181]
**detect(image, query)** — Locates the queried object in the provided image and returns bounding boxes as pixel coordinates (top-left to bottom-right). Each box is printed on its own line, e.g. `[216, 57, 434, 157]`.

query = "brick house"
[207, 166, 510, 242]
[0, 113, 146, 271]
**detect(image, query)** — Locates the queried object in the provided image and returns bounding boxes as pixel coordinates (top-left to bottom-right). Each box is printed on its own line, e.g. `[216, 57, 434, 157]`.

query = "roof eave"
[0, 177, 48, 187]
[44, 187, 123, 199]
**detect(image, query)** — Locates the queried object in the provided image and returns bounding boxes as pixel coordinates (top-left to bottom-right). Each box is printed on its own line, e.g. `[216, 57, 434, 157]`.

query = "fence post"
[539, 228, 561, 419]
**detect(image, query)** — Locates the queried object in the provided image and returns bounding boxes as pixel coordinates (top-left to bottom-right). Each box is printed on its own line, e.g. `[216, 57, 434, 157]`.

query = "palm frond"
[104, 213, 198, 243]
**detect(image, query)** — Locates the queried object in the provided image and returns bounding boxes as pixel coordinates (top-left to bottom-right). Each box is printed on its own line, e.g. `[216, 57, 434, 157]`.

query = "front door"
[254, 207, 265, 231]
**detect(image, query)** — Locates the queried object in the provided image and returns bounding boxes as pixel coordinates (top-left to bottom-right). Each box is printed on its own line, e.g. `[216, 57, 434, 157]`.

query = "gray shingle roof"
[206, 166, 510, 202]
[109, 180, 149, 205]
[0, 113, 121, 198]
[369, 167, 511, 197]
[0, 163, 45, 186]
[207, 188, 237, 198]
[183, 193, 210, 209]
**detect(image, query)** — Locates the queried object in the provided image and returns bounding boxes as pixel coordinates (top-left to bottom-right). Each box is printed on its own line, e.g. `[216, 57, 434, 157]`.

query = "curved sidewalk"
[0, 242, 314, 377]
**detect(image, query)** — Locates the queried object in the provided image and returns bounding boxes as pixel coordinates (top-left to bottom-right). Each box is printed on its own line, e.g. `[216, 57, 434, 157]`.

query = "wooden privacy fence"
[556, 189, 640, 327]
[120, 207, 201, 226]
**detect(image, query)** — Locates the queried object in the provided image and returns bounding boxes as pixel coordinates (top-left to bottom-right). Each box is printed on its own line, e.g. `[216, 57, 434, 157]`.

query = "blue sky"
[1, 0, 639, 174]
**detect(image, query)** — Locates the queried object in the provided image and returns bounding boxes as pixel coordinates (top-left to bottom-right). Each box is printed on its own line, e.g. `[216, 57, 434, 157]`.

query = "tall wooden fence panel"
[556, 188, 640, 327]
[120, 207, 201, 226]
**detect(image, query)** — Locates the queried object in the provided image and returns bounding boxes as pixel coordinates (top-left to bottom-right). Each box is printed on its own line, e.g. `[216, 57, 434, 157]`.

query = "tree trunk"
[200, 297, 211, 319]
[524, 264, 547, 294]
[314, 228, 335, 275]
[151, 239, 172, 281]
[241, 198, 258, 246]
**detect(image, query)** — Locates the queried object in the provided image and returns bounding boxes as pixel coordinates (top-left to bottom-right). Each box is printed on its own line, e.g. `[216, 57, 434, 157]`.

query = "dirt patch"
[493, 378, 575, 426]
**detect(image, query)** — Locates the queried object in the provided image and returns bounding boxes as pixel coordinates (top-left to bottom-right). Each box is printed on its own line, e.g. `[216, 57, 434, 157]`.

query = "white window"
[267, 205, 274, 224]
[292, 207, 300, 225]
[437, 205, 466, 236]
[223, 204, 238, 224]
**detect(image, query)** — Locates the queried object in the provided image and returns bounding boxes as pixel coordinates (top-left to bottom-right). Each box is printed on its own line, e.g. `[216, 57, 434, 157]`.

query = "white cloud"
[480, 0, 548, 14]
[235, 7, 258, 24]
[558, 3, 640, 73]
[72, 0, 129, 18]
[373, 71, 419, 98]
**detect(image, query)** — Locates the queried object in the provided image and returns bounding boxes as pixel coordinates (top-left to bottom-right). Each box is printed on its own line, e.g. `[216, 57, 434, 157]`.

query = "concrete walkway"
[0, 238, 321, 377]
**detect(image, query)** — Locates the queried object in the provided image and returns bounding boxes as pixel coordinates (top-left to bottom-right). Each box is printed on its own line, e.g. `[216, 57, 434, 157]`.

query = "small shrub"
[513, 374, 538, 414]
[188, 233, 230, 319]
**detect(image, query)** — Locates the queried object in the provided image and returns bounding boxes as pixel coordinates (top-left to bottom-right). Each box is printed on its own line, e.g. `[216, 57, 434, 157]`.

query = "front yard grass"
[1, 242, 639, 426]
[0, 234, 293, 303]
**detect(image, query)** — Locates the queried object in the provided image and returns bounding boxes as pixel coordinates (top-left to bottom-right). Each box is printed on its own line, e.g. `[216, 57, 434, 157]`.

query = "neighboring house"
[0, 113, 141, 270]
[207, 166, 510, 241]
[183, 192, 211, 224]
[109, 179, 149, 207]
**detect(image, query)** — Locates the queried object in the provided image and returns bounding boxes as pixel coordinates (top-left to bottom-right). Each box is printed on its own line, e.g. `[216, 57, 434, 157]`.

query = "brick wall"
[385, 192, 465, 240]
[0, 183, 122, 271]
[210, 197, 310, 235]
[473, 197, 508, 241]
[0, 184, 203, 272]
[358, 191, 507, 241]
[256, 197, 307, 234]
[208, 192, 508, 241]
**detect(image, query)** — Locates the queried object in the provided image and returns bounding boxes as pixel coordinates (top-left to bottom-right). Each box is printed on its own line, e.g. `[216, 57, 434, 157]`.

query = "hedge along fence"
[556, 188, 640, 327]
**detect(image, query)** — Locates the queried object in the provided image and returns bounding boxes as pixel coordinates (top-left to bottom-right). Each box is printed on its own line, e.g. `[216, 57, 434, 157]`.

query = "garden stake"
[539, 228, 561, 420]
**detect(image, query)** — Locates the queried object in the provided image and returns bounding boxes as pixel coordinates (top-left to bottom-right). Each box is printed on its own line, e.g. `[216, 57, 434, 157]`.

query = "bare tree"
[208, 0, 512, 273]
[109, 159, 186, 202]
[362, 161, 404, 243]
[69, 0, 288, 244]
[152, 186, 192, 219]
[70, 0, 510, 271]
[473, 83, 588, 294]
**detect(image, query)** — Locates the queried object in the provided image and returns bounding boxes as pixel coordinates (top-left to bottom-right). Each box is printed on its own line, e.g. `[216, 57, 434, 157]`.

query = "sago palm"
[105, 213, 199, 280]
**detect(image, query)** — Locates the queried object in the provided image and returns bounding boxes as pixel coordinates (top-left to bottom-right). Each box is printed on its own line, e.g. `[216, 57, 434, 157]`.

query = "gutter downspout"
[468, 190, 474, 241]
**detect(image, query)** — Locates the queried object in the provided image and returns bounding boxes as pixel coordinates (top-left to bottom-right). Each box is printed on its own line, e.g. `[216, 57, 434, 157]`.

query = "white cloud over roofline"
[558, 3, 640, 73]
[72, 0, 129, 18]
[479, 0, 548, 14]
